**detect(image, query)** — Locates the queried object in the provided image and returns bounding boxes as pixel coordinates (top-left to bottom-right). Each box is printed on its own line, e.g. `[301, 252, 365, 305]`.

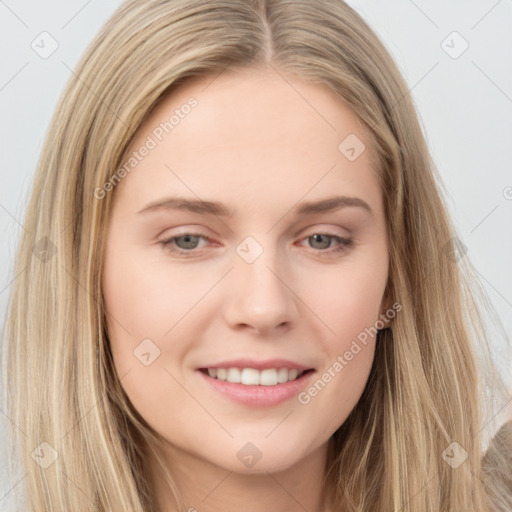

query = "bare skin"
[102, 64, 390, 512]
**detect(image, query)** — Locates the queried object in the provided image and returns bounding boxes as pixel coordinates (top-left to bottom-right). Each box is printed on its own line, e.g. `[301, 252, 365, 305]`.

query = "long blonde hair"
[2, 0, 511, 510]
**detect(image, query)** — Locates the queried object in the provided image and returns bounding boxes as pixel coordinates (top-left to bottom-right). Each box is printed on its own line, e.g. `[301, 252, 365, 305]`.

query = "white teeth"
[227, 367, 241, 383]
[259, 369, 278, 386]
[206, 367, 306, 386]
[241, 368, 260, 385]
[277, 367, 289, 383]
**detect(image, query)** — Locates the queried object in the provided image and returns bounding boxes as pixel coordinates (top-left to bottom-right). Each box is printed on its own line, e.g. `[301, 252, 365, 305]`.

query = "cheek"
[101, 248, 199, 425]
[294, 259, 384, 424]
[102, 248, 208, 338]
[305, 258, 387, 345]
[304, 345, 375, 440]
[296, 269, 381, 434]
[102, 245, 221, 408]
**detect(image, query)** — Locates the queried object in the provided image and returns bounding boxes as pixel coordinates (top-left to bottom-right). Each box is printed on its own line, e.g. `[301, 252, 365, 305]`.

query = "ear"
[379, 290, 392, 315]
[378, 284, 395, 329]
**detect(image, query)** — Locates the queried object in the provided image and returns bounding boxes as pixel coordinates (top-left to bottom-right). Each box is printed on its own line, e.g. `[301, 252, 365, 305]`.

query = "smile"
[200, 367, 308, 386]
[197, 367, 316, 407]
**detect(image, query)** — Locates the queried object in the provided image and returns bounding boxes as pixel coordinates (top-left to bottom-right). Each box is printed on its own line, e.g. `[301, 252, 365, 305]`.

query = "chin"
[220, 454, 303, 475]
[204, 437, 313, 475]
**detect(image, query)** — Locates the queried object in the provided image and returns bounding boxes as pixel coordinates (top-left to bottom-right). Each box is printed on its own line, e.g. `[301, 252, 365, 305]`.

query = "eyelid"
[297, 223, 351, 238]
[159, 227, 353, 258]
[159, 224, 350, 244]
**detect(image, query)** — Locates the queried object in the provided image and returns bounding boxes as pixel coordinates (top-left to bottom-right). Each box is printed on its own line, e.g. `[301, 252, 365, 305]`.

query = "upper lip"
[198, 358, 314, 371]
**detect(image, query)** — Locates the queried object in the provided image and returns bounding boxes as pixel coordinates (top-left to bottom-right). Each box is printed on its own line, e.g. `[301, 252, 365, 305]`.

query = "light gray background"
[1, 1, 511, 509]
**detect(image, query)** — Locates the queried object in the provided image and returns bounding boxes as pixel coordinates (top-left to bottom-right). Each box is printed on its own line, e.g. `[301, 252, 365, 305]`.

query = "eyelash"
[159, 232, 353, 257]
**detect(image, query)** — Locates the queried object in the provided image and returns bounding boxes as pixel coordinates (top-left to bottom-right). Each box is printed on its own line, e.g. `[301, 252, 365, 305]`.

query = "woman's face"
[102, 65, 390, 475]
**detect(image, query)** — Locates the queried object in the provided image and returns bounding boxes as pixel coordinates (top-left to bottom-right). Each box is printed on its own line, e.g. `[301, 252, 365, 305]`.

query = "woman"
[2, 0, 511, 510]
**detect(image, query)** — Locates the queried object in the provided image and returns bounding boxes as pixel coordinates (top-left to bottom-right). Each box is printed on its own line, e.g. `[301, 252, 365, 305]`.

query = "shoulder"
[481, 420, 512, 512]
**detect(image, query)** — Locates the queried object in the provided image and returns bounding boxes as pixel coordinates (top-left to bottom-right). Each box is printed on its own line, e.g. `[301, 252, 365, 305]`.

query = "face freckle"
[102, 65, 389, 478]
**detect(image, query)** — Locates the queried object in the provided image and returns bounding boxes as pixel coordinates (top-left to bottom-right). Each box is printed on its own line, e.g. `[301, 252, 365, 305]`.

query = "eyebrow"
[136, 195, 373, 217]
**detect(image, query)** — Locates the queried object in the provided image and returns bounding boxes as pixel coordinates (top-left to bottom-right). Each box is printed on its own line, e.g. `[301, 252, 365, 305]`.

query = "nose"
[222, 242, 299, 335]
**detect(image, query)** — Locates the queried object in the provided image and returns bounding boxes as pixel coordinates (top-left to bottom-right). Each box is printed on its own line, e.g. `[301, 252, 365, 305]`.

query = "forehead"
[114, 65, 382, 216]
[146, 66, 370, 148]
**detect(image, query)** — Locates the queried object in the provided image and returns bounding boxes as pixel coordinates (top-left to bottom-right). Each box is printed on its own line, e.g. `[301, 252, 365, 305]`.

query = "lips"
[198, 358, 313, 371]
[196, 358, 316, 406]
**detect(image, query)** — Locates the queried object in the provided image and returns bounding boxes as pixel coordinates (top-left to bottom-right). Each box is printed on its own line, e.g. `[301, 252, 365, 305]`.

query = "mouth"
[197, 366, 316, 407]
[198, 367, 315, 386]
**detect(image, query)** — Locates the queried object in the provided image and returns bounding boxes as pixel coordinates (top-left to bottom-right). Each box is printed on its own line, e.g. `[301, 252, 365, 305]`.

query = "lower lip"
[197, 369, 316, 407]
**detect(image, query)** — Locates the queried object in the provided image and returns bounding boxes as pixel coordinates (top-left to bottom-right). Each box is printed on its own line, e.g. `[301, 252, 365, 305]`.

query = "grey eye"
[307, 234, 333, 250]
[174, 234, 202, 250]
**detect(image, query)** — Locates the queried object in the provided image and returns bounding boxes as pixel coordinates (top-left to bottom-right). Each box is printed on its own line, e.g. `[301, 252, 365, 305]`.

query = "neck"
[149, 441, 334, 512]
